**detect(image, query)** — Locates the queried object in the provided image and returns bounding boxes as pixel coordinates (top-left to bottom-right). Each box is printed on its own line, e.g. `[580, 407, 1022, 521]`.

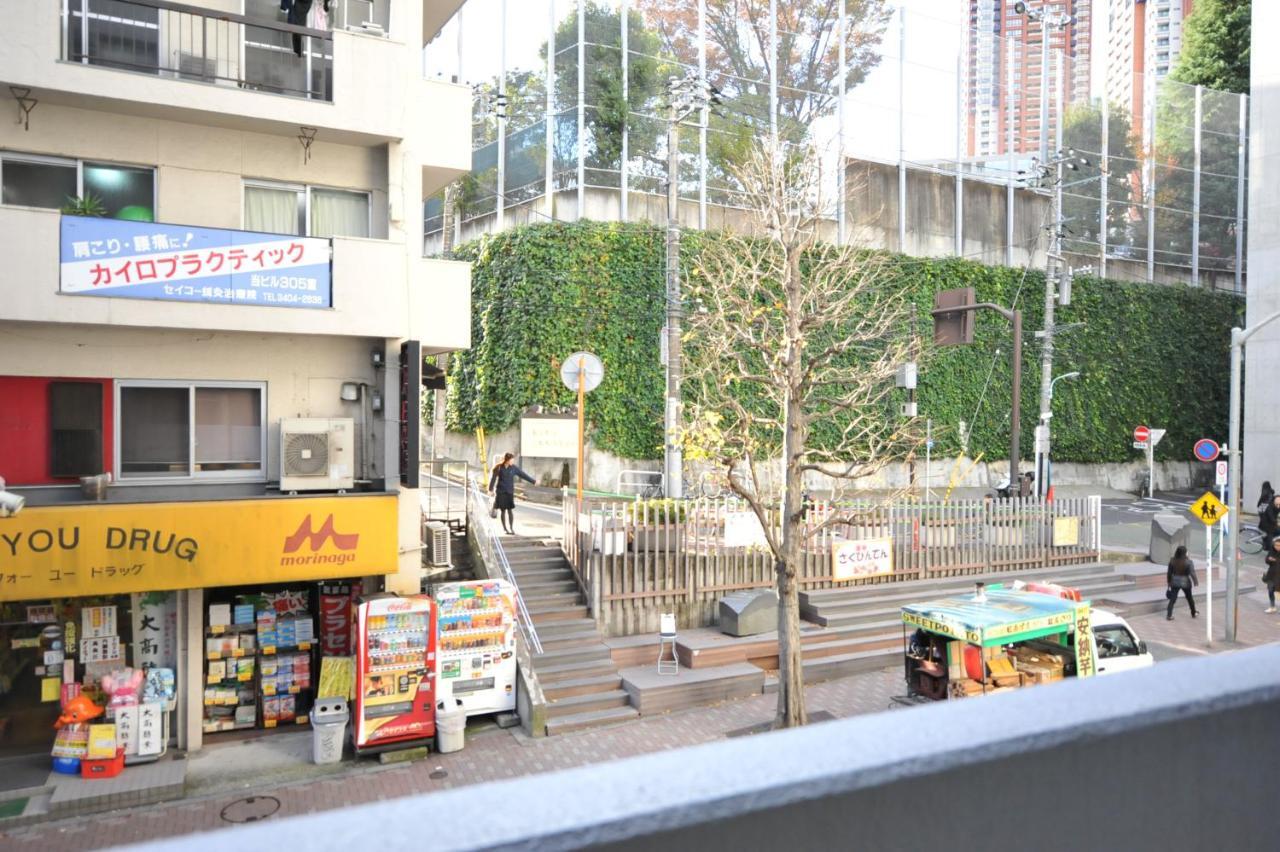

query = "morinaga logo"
[280, 515, 359, 567]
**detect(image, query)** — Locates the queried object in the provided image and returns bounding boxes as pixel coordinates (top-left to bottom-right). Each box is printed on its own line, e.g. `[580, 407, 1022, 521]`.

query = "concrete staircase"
[788, 563, 1140, 685]
[503, 538, 639, 735]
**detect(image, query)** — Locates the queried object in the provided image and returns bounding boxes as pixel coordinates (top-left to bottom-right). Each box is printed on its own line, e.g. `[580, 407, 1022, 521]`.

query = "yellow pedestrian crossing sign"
[1190, 491, 1228, 526]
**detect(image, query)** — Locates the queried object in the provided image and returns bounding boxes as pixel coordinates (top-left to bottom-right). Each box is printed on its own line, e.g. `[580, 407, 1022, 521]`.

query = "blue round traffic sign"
[1193, 438, 1220, 463]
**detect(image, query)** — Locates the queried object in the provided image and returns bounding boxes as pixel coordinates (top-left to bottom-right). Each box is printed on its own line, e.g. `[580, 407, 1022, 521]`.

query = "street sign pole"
[577, 358, 585, 506]
[1190, 490, 1228, 645]
[1205, 520, 1212, 645]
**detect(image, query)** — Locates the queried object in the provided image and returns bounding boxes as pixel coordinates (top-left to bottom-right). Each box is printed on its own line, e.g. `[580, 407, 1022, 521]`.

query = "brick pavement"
[5, 595, 1277, 851]
[0, 669, 904, 851]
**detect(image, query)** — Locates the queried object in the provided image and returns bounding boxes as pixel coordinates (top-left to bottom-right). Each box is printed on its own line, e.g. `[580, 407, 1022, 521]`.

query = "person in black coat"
[1258, 481, 1275, 514]
[488, 452, 535, 535]
[1166, 545, 1199, 621]
[1260, 494, 1280, 551]
[1264, 538, 1280, 614]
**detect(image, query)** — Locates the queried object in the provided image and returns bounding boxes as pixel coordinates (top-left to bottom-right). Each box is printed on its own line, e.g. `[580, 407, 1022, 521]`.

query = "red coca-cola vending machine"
[353, 593, 436, 753]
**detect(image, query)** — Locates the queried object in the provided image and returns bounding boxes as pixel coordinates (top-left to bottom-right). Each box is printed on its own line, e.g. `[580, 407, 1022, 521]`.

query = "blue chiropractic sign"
[59, 215, 332, 309]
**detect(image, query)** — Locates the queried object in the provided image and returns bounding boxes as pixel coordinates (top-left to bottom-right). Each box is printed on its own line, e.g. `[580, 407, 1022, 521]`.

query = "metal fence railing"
[468, 473, 542, 654]
[63, 0, 334, 102]
[562, 494, 1102, 637]
[426, 1, 1248, 291]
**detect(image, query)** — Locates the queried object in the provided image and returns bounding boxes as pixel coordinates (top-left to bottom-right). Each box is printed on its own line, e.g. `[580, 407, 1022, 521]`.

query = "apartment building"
[1106, 0, 1195, 130]
[966, 0, 1093, 158]
[0, 0, 470, 757]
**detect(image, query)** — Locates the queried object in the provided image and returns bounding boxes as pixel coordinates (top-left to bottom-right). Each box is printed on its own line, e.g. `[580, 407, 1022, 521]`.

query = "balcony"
[0, 205, 470, 347]
[2, 0, 466, 142]
[62, 0, 333, 102]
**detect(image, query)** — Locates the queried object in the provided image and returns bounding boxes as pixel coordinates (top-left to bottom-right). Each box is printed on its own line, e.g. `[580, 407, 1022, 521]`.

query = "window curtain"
[311, 188, 369, 238]
[245, 185, 300, 234]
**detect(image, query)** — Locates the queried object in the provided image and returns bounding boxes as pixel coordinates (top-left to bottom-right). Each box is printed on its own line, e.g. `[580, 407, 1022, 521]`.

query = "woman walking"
[1264, 539, 1280, 614]
[489, 452, 535, 535]
[1260, 494, 1280, 551]
[1166, 545, 1199, 621]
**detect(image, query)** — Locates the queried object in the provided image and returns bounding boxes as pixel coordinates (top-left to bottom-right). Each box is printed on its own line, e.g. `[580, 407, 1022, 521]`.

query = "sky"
[423, 0, 1113, 165]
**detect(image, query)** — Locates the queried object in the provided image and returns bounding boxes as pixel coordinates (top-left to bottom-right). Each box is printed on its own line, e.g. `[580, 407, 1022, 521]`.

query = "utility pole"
[665, 76, 683, 499]
[663, 73, 717, 499]
[1016, 1, 1075, 498]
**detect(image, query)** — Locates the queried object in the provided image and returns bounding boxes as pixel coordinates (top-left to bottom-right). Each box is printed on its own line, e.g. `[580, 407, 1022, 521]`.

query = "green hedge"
[448, 221, 1241, 464]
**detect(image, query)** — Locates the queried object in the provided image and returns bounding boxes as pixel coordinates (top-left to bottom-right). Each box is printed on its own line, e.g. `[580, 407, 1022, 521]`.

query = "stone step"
[532, 617, 599, 638]
[528, 604, 590, 624]
[510, 565, 576, 581]
[542, 674, 624, 701]
[533, 643, 612, 667]
[804, 576, 1133, 627]
[545, 688, 631, 719]
[506, 552, 572, 565]
[533, 659, 621, 684]
[544, 705, 640, 736]
[799, 563, 1115, 613]
[513, 577, 580, 594]
[522, 592, 583, 611]
[761, 649, 898, 694]
[537, 628, 604, 650]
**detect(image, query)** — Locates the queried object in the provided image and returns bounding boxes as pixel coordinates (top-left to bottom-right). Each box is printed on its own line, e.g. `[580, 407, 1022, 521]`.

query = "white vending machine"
[433, 580, 518, 716]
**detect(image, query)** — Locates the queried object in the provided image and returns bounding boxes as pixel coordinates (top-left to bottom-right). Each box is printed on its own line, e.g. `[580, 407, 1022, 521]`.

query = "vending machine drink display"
[353, 594, 436, 752]
[434, 580, 518, 716]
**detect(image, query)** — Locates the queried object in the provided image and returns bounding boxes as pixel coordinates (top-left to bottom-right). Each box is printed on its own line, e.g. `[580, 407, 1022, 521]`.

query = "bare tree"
[681, 141, 920, 728]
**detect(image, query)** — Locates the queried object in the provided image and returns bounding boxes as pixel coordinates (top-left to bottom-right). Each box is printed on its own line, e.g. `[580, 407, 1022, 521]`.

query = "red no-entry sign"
[1134, 425, 1150, 443]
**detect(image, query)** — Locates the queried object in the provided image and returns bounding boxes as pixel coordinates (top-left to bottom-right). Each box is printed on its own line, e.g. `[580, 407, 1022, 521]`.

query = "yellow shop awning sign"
[0, 495, 399, 602]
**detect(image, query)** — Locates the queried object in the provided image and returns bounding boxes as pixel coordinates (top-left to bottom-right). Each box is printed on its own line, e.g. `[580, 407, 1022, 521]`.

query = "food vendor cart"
[900, 582, 1097, 701]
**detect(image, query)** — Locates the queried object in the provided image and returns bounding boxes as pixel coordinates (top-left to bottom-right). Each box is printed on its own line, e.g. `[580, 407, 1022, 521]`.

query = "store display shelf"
[205, 650, 252, 660]
[207, 623, 258, 634]
[206, 676, 254, 686]
[263, 716, 309, 729]
[257, 642, 312, 655]
[260, 684, 306, 696]
[203, 697, 255, 707]
[203, 722, 257, 733]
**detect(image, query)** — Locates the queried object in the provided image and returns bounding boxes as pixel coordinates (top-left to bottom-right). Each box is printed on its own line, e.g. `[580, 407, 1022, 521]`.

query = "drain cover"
[221, 796, 281, 824]
[429, 767, 448, 780]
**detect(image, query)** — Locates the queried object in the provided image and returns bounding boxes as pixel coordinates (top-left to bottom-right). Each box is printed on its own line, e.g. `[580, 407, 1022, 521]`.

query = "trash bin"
[312, 697, 349, 765]
[435, 699, 465, 754]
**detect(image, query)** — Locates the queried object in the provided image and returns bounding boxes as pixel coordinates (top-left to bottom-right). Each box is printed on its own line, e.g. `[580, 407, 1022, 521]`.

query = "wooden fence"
[561, 495, 1102, 636]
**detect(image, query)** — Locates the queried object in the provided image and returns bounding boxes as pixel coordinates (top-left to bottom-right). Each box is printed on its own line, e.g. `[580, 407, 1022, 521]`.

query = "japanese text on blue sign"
[60, 215, 331, 309]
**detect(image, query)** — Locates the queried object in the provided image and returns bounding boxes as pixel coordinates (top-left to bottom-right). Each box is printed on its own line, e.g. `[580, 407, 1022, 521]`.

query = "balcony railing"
[61, 0, 333, 102]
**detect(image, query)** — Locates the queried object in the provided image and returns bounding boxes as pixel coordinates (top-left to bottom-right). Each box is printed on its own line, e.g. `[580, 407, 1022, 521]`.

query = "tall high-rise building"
[966, 0, 1094, 159]
[1106, 1, 1196, 129]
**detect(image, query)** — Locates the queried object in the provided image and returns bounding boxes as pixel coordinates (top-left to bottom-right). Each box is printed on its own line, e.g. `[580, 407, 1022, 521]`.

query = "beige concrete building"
[0, 0, 469, 756]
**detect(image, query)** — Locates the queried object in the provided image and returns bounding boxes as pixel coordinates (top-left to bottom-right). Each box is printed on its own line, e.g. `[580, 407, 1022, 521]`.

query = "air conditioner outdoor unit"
[425, 521, 451, 567]
[279, 418, 355, 492]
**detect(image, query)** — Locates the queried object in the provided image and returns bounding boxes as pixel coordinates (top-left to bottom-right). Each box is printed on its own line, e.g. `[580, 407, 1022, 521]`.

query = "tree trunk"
[774, 551, 806, 728]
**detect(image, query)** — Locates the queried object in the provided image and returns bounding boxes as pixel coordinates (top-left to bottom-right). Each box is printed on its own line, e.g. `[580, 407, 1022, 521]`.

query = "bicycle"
[1209, 523, 1266, 556]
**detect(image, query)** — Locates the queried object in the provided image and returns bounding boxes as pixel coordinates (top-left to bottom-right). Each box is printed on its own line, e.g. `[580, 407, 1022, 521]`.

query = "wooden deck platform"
[620, 662, 765, 716]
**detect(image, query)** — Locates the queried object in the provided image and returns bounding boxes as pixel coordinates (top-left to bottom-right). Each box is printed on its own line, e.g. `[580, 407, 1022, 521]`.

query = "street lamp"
[1225, 308, 1280, 640]
[1048, 371, 1080, 401]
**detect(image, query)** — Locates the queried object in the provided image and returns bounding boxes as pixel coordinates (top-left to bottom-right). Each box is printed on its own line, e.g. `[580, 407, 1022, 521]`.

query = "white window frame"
[114, 379, 268, 484]
[0, 150, 157, 217]
[242, 178, 372, 238]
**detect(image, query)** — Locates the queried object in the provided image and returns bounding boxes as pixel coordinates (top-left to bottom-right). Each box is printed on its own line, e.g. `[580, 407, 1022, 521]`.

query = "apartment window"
[0, 152, 154, 220]
[117, 381, 265, 480]
[50, 381, 104, 478]
[243, 180, 370, 238]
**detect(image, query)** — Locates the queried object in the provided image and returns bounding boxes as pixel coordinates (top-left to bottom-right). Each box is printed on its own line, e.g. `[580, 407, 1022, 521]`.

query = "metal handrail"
[468, 475, 542, 655]
[62, 0, 334, 102]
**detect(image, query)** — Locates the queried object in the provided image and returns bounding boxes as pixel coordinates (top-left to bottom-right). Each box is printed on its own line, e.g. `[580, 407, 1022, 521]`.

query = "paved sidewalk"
[0, 669, 904, 851]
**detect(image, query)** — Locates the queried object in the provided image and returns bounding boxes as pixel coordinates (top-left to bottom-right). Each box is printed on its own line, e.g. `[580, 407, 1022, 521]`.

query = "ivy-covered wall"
[448, 221, 1241, 464]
